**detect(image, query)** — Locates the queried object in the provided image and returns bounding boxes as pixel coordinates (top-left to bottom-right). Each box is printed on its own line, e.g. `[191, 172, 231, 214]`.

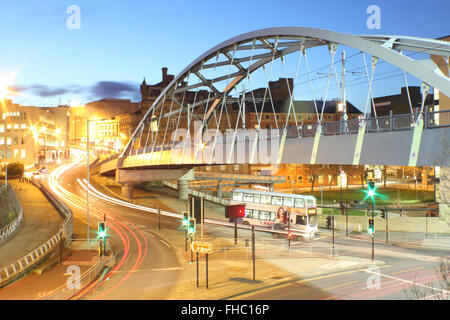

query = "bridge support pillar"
[121, 183, 134, 199]
[178, 180, 189, 200]
[217, 181, 223, 198]
[178, 169, 194, 200]
[437, 166, 450, 224]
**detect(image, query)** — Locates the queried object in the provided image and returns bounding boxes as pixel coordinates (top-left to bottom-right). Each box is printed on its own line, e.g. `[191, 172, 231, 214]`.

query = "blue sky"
[0, 0, 448, 107]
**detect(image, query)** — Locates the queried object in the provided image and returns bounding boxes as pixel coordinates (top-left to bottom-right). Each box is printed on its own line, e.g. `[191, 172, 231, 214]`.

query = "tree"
[404, 257, 450, 300]
[359, 165, 368, 188]
[307, 164, 322, 192]
[327, 165, 341, 191]
[6, 162, 24, 177]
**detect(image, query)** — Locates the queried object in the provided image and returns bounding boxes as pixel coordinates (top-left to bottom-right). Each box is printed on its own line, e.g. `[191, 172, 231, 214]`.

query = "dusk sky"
[0, 0, 448, 107]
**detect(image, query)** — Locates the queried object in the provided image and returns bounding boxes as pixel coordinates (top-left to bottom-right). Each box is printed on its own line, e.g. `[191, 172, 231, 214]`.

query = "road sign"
[191, 241, 213, 254]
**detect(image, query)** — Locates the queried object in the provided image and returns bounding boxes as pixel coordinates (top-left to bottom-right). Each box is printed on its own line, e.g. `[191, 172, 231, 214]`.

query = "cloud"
[11, 84, 83, 97]
[89, 81, 139, 99]
[11, 81, 140, 101]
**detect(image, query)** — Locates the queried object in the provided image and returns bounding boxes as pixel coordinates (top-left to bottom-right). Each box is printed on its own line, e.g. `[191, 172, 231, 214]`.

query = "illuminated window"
[14, 149, 18, 159]
[13, 124, 19, 129]
[6, 124, 11, 129]
[0, 125, 3, 132]
[21, 124, 26, 129]
[0, 138, 3, 145]
[7, 138, 11, 145]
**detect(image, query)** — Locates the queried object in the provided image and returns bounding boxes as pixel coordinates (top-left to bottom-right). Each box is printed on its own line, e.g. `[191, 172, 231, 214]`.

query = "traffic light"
[288, 232, 293, 239]
[380, 209, 385, 219]
[182, 211, 189, 227]
[188, 217, 196, 235]
[326, 216, 332, 229]
[368, 218, 374, 235]
[98, 221, 107, 239]
[368, 181, 375, 198]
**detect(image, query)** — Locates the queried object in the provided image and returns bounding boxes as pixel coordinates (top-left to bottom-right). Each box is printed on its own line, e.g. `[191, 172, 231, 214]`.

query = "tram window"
[284, 197, 294, 207]
[243, 193, 254, 202]
[261, 195, 271, 204]
[245, 209, 253, 218]
[253, 194, 261, 203]
[271, 196, 283, 206]
[232, 192, 243, 201]
[295, 198, 305, 208]
[296, 215, 307, 225]
[270, 212, 276, 221]
[260, 211, 271, 220]
[252, 210, 260, 219]
[307, 198, 316, 206]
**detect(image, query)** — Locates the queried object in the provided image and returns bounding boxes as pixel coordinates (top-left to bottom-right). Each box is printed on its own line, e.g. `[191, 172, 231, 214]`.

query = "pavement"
[0, 179, 62, 269]
[0, 177, 102, 300]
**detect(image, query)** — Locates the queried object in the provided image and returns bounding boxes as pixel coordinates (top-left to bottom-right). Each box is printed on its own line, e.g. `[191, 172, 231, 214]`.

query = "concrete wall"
[438, 166, 450, 224]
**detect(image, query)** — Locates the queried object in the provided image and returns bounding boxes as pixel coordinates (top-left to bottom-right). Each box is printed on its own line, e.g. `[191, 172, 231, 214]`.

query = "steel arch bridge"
[96, 27, 450, 182]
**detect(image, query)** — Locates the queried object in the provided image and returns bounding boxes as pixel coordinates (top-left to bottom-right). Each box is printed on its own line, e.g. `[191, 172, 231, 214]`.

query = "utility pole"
[371, 199, 375, 261]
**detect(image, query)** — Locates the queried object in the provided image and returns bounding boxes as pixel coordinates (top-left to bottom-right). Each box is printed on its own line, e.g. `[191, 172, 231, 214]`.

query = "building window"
[265, 114, 270, 120]
[7, 138, 11, 145]
[0, 125, 3, 132]
[14, 137, 18, 145]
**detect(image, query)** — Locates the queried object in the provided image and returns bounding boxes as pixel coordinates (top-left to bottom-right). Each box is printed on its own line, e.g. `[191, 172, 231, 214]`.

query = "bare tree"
[404, 257, 450, 300]
[307, 164, 322, 192]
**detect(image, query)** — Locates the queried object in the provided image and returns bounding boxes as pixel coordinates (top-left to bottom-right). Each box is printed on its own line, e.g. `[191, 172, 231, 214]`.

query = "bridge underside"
[97, 126, 450, 179]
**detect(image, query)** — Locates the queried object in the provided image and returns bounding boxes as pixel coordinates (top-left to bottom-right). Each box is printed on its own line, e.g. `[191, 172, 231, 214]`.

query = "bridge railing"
[95, 110, 450, 167]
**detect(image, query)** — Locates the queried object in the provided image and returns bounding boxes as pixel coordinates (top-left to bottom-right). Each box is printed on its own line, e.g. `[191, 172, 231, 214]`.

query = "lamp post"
[86, 119, 90, 249]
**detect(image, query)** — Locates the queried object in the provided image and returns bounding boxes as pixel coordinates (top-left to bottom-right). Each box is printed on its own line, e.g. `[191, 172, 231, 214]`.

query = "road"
[242, 234, 448, 300]
[48, 157, 182, 299]
[46, 154, 449, 300]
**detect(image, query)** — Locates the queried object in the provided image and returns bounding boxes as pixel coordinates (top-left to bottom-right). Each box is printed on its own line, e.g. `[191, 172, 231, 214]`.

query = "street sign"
[191, 241, 213, 254]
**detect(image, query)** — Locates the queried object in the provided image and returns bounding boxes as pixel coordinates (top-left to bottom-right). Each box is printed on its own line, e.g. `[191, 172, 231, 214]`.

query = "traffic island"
[166, 247, 385, 300]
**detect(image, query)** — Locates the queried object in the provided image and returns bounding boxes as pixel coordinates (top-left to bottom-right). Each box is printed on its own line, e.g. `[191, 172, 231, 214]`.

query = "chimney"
[162, 67, 168, 82]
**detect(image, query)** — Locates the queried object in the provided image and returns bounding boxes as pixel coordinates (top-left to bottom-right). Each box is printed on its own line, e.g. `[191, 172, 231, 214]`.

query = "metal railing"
[0, 179, 74, 288]
[194, 171, 285, 183]
[35, 254, 112, 300]
[94, 109, 450, 167]
[0, 184, 24, 246]
[189, 237, 336, 261]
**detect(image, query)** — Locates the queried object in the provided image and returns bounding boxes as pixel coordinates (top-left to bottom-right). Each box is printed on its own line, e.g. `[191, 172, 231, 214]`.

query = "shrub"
[6, 162, 24, 176]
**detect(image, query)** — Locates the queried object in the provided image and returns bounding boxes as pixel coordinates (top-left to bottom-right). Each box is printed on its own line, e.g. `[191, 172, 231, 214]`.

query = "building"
[69, 98, 139, 147]
[94, 118, 121, 153]
[0, 99, 70, 169]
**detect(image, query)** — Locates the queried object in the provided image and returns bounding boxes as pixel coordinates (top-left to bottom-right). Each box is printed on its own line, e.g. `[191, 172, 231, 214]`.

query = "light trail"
[46, 152, 148, 300]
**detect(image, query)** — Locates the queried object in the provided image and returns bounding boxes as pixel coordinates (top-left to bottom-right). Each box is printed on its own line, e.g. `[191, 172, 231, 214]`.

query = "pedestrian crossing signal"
[98, 221, 107, 239]
[188, 218, 196, 234]
[368, 218, 374, 235]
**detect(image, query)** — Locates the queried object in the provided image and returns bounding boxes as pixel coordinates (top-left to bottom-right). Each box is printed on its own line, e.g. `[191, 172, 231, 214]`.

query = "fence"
[187, 237, 337, 262]
[0, 179, 74, 288]
[35, 253, 113, 300]
[0, 184, 24, 246]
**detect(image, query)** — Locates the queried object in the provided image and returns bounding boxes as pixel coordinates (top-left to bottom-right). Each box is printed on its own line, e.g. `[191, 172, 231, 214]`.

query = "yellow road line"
[323, 280, 358, 292]
[391, 266, 424, 275]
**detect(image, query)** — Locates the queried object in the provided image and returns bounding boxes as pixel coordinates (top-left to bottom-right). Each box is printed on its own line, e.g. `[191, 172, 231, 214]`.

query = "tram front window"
[308, 214, 318, 226]
[295, 215, 307, 226]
